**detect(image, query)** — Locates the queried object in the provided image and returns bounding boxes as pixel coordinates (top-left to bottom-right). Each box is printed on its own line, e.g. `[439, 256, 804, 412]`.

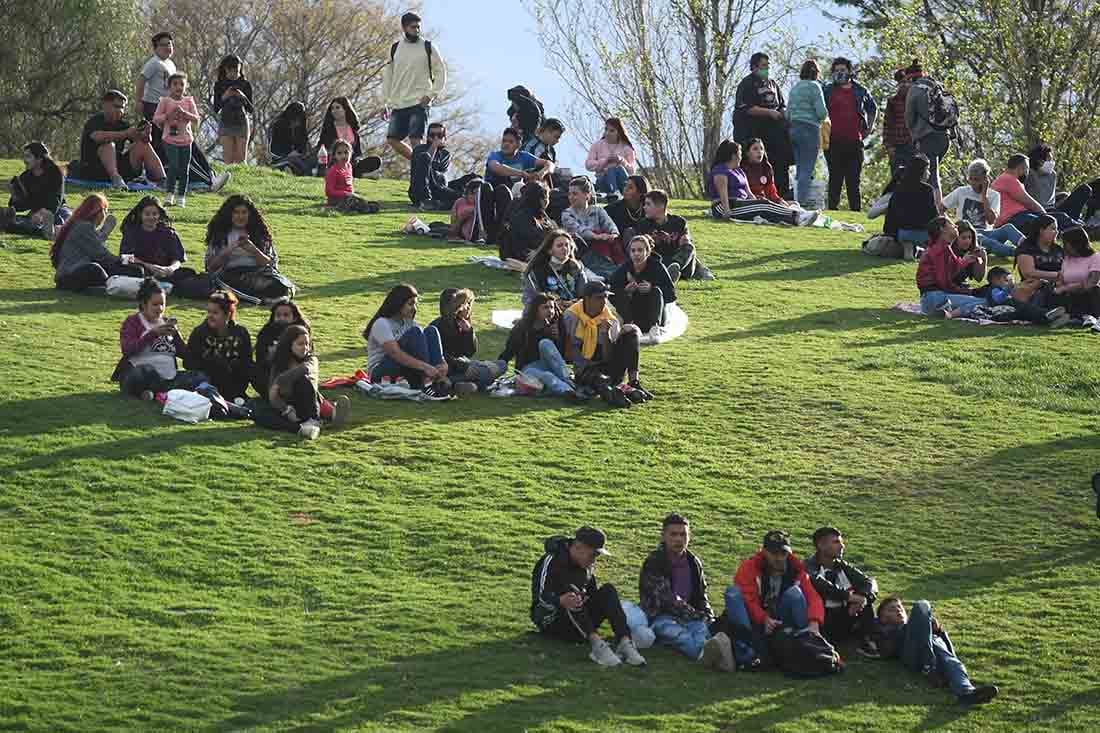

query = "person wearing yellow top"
[381, 12, 448, 162]
[561, 282, 653, 408]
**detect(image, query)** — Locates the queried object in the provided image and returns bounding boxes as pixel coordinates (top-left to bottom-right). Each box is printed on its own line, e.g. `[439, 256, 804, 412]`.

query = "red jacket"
[733, 550, 825, 625]
[916, 238, 971, 294]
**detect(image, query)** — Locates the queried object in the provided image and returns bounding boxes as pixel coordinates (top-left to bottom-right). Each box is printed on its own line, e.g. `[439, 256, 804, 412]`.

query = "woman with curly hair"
[317, 96, 381, 178]
[204, 194, 295, 304]
[50, 193, 139, 292]
[522, 229, 593, 305]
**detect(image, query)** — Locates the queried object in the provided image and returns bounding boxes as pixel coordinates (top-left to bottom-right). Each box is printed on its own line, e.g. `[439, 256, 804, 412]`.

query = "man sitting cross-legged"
[530, 526, 647, 667]
[804, 526, 880, 657]
[722, 530, 825, 666]
[875, 596, 999, 707]
[639, 513, 735, 671]
[76, 90, 165, 190]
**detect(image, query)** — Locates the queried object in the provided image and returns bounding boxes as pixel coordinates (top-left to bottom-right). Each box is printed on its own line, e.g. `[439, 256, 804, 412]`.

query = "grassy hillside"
[1, 162, 1097, 732]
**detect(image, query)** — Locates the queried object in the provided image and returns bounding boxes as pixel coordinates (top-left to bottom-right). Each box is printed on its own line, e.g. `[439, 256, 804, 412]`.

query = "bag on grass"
[862, 234, 903, 259]
[769, 628, 844, 678]
[106, 275, 173, 299]
[162, 389, 212, 423]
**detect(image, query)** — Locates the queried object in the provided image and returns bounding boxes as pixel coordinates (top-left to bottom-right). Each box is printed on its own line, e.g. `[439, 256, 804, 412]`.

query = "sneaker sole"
[589, 651, 622, 667]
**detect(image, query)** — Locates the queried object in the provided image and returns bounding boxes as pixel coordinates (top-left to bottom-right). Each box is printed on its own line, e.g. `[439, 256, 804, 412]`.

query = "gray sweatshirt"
[561, 205, 619, 241]
[1025, 169, 1058, 210]
[904, 78, 938, 143]
[54, 220, 118, 280]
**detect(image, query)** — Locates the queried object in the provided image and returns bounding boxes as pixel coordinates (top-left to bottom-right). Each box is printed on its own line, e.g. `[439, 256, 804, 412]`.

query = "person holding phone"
[942, 159, 1023, 257]
[203, 194, 295, 303]
[111, 278, 207, 400]
[76, 90, 164, 190]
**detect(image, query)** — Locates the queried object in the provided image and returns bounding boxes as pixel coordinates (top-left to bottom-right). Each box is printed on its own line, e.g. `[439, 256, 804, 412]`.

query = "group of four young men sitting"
[530, 514, 998, 707]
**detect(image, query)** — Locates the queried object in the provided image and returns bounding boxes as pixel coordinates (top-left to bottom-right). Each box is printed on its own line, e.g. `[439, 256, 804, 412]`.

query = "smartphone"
[164, 317, 178, 327]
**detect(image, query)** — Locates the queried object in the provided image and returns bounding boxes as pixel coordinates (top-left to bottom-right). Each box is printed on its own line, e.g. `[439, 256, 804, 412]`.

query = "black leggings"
[56, 261, 141, 292]
[613, 290, 664, 333]
[576, 329, 640, 387]
[477, 182, 514, 245]
[254, 375, 321, 433]
[540, 584, 630, 643]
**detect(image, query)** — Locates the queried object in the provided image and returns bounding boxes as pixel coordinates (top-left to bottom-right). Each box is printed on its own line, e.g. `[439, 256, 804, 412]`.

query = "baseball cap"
[762, 530, 792, 553]
[574, 526, 609, 555]
[812, 526, 841, 545]
[582, 281, 613, 298]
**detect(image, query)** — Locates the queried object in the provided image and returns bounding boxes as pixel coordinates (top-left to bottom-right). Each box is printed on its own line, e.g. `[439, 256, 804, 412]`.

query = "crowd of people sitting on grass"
[529, 516, 999, 707]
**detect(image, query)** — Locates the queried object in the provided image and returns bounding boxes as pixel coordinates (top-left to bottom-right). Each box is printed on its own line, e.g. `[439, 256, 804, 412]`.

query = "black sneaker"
[693, 264, 717, 281]
[628, 380, 654, 401]
[737, 656, 763, 672]
[601, 385, 630, 408]
[958, 685, 998, 706]
[622, 385, 646, 404]
[421, 382, 451, 400]
[855, 638, 881, 660]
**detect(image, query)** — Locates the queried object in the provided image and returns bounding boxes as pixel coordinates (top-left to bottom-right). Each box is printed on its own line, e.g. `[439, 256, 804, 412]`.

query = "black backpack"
[390, 40, 434, 83]
[769, 629, 844, 678]
[922, 78, 960, 131]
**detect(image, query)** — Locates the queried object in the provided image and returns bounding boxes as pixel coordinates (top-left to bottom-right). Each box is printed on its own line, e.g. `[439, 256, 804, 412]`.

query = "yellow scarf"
[567, 301, 615, 359]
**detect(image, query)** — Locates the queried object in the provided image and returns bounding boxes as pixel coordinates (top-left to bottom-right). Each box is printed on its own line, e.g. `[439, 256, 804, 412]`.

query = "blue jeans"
[789, 121, 821, 205]
[651, 616, 710, 660]
[1008, 210, 1080, 234]
[723, 585, 809, 662]
[370, 326, 443, 387]
[901, 601, 975, 696]
[119, 365, 208, 397]
[163, 142, 192, 196]
[520, 339, 574, 395]
[897, 228, 929, 245]
[978, 224, 1023, 257]
[596, 166, 629, 195]
[920, 291, 988, 317]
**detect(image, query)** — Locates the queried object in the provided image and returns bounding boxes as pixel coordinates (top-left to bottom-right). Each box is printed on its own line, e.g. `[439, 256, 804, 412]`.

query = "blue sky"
[421, 0, 853, 169]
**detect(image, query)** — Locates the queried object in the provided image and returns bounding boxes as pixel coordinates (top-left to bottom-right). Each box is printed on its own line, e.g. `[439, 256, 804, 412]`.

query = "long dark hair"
[519, 181, 549, 214]
[625, 175, 649, 201]
[206, 194, 273, 250]
[1062, 227, 1094, 258]
[363, 284, 418, 340]
[713, 139, 741, 168]
[1018, 213, 1058, 251]
[122, 195, 171, 233]
[744, 137, 771, 166]
[516, 292, 561, 334]
[51, 193, 108, 268]
[899, 153, 930, 191]
[1027, 143, 1053, 172]
[24, 141, 63, 180]
[271, 324, 311, 376]
[525, 229, 576, 275]
[320, 96, 361, 140]
[603, 117, 633, 149]
[217, 54, 244, 81]
[274, 102, 306, 131]
[266, 298, 310, 331]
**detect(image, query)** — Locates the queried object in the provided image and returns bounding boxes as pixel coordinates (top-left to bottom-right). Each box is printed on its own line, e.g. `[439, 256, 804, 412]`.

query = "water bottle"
[316, 144, 329, 176]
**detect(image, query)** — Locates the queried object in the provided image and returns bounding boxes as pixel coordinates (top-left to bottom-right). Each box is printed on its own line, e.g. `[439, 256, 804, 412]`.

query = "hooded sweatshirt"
[609, 253, 676, 304]
[530, 536, 598, 631]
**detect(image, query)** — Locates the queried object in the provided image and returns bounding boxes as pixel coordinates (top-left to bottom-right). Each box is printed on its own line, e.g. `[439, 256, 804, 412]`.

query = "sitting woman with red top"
[741, 138, 795, 207]
[915, 217, 988, 318]
[709, 140, 818, 226]
[325, 140, 379, 213]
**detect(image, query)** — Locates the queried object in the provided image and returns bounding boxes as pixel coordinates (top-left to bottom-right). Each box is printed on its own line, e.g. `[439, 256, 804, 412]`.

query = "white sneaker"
[588, 638, 622, 667]
[797, 209, 821, 227]
[700, 632, 734, 672]
[110, 175, 128, 191]
[667, 262, 682, 283]
[176, 195, 186, 209]
[165, 193, 176, 206]
[210, 171, 231, 192]
[615, 637, 647, 666]
[298, 419, 321, 440]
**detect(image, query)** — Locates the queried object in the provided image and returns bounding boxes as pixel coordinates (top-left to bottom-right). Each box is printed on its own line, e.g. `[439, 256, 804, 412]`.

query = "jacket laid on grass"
[638, 543, 714, 623]
[803, 554, 878, 610]
[733, 550, 825, 626]
[530, 536, 597, 631]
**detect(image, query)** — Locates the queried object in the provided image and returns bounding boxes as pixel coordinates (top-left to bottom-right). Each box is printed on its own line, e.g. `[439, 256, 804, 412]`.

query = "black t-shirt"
[80, 112, 129, 169]
[634, 215, 690, 257]
[1016, 240, 1064, 273]
[734, 73, 785, 135]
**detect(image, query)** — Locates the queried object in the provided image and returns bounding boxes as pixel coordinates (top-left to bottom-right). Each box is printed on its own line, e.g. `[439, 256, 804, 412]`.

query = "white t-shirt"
[942, 185, 1001, 231]
[366, 317, 415, 375]
[128, 313, 178, 379]
[142, 55, 177, 104]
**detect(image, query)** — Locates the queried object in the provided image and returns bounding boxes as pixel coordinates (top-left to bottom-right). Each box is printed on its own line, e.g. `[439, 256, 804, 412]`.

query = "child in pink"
[153, 73, 200, 207]
[324, 140, 378, 213]
[449, 179, 483, 242]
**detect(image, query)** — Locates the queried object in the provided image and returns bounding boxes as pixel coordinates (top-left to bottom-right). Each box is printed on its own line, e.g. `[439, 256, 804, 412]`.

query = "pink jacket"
[111, 313, 185, 381]
[325, 161, 354, 201]
[153, 96, 199, 147]
[585, 139, 637, 175]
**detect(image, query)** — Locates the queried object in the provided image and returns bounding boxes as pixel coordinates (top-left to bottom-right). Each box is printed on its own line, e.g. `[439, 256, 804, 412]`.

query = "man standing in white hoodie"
[381, 12, 448, 163]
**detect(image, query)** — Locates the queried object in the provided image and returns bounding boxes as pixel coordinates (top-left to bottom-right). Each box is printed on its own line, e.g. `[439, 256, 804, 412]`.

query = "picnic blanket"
[65, 177, 210, 192]
[491, 302, 689, 346]
[893, 302, 1029, 326]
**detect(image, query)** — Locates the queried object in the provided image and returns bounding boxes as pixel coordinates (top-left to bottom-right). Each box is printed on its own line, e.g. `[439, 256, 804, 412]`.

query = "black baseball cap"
[582, 281, 613, 298]
[574, 526, 609, 555]
[763, 530, 792, 553]
[812, 526, 841, 545]
[662, 512, 689, 529]
[102, 89, 128, 103]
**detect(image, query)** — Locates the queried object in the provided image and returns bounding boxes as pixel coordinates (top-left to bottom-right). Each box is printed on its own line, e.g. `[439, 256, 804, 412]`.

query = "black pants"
[826, 138, 864, 211]
[1052, 183, 1094, 222]
[577, 329, 640, 387]
[56, 261, 140, 291]
[655, 242, 697, 278]
[613, 289, 664, 333]
[408, 151, 462, 207]
[540, 584, 630, 643]
[1054, 287, 1100, 317]
[478, 183, 514, 246]
[821, 603, 875, 645]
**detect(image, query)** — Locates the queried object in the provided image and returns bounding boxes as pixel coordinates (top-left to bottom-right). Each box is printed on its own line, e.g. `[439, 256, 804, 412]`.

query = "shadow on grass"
[0, 287, 138, 316]
[213, 634, 967, 732]
[308, 263, 516, 299]
[715, 248, 901, 282]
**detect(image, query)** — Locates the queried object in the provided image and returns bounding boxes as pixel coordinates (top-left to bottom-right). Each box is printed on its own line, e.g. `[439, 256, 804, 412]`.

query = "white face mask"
[1040, 160, 1055, 175]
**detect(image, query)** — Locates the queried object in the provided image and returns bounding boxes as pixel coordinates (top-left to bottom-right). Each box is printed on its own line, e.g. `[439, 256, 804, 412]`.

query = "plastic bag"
[162, 389, 211, 423]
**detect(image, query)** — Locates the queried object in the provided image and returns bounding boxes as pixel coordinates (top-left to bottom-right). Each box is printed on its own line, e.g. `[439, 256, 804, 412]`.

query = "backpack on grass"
[769, 629, 844, 678]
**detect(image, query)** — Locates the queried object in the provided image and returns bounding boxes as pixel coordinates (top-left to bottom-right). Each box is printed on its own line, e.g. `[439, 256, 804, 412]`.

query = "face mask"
[1040, 160, 1055, 175]
[832, 71, 850, 84]
[755, 68, 769, 81]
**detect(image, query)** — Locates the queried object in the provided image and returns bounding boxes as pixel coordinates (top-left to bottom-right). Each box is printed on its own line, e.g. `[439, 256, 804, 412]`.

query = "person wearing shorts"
[381, 12, 447, 162]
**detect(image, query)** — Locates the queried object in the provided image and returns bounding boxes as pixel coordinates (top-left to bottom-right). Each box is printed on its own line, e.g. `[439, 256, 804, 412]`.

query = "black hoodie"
[609, 253, 677, 304]
[530, 536, 598, 630]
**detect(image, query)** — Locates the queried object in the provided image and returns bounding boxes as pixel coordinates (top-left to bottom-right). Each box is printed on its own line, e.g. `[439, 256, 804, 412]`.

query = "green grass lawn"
[1, 162, 1098, 732]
